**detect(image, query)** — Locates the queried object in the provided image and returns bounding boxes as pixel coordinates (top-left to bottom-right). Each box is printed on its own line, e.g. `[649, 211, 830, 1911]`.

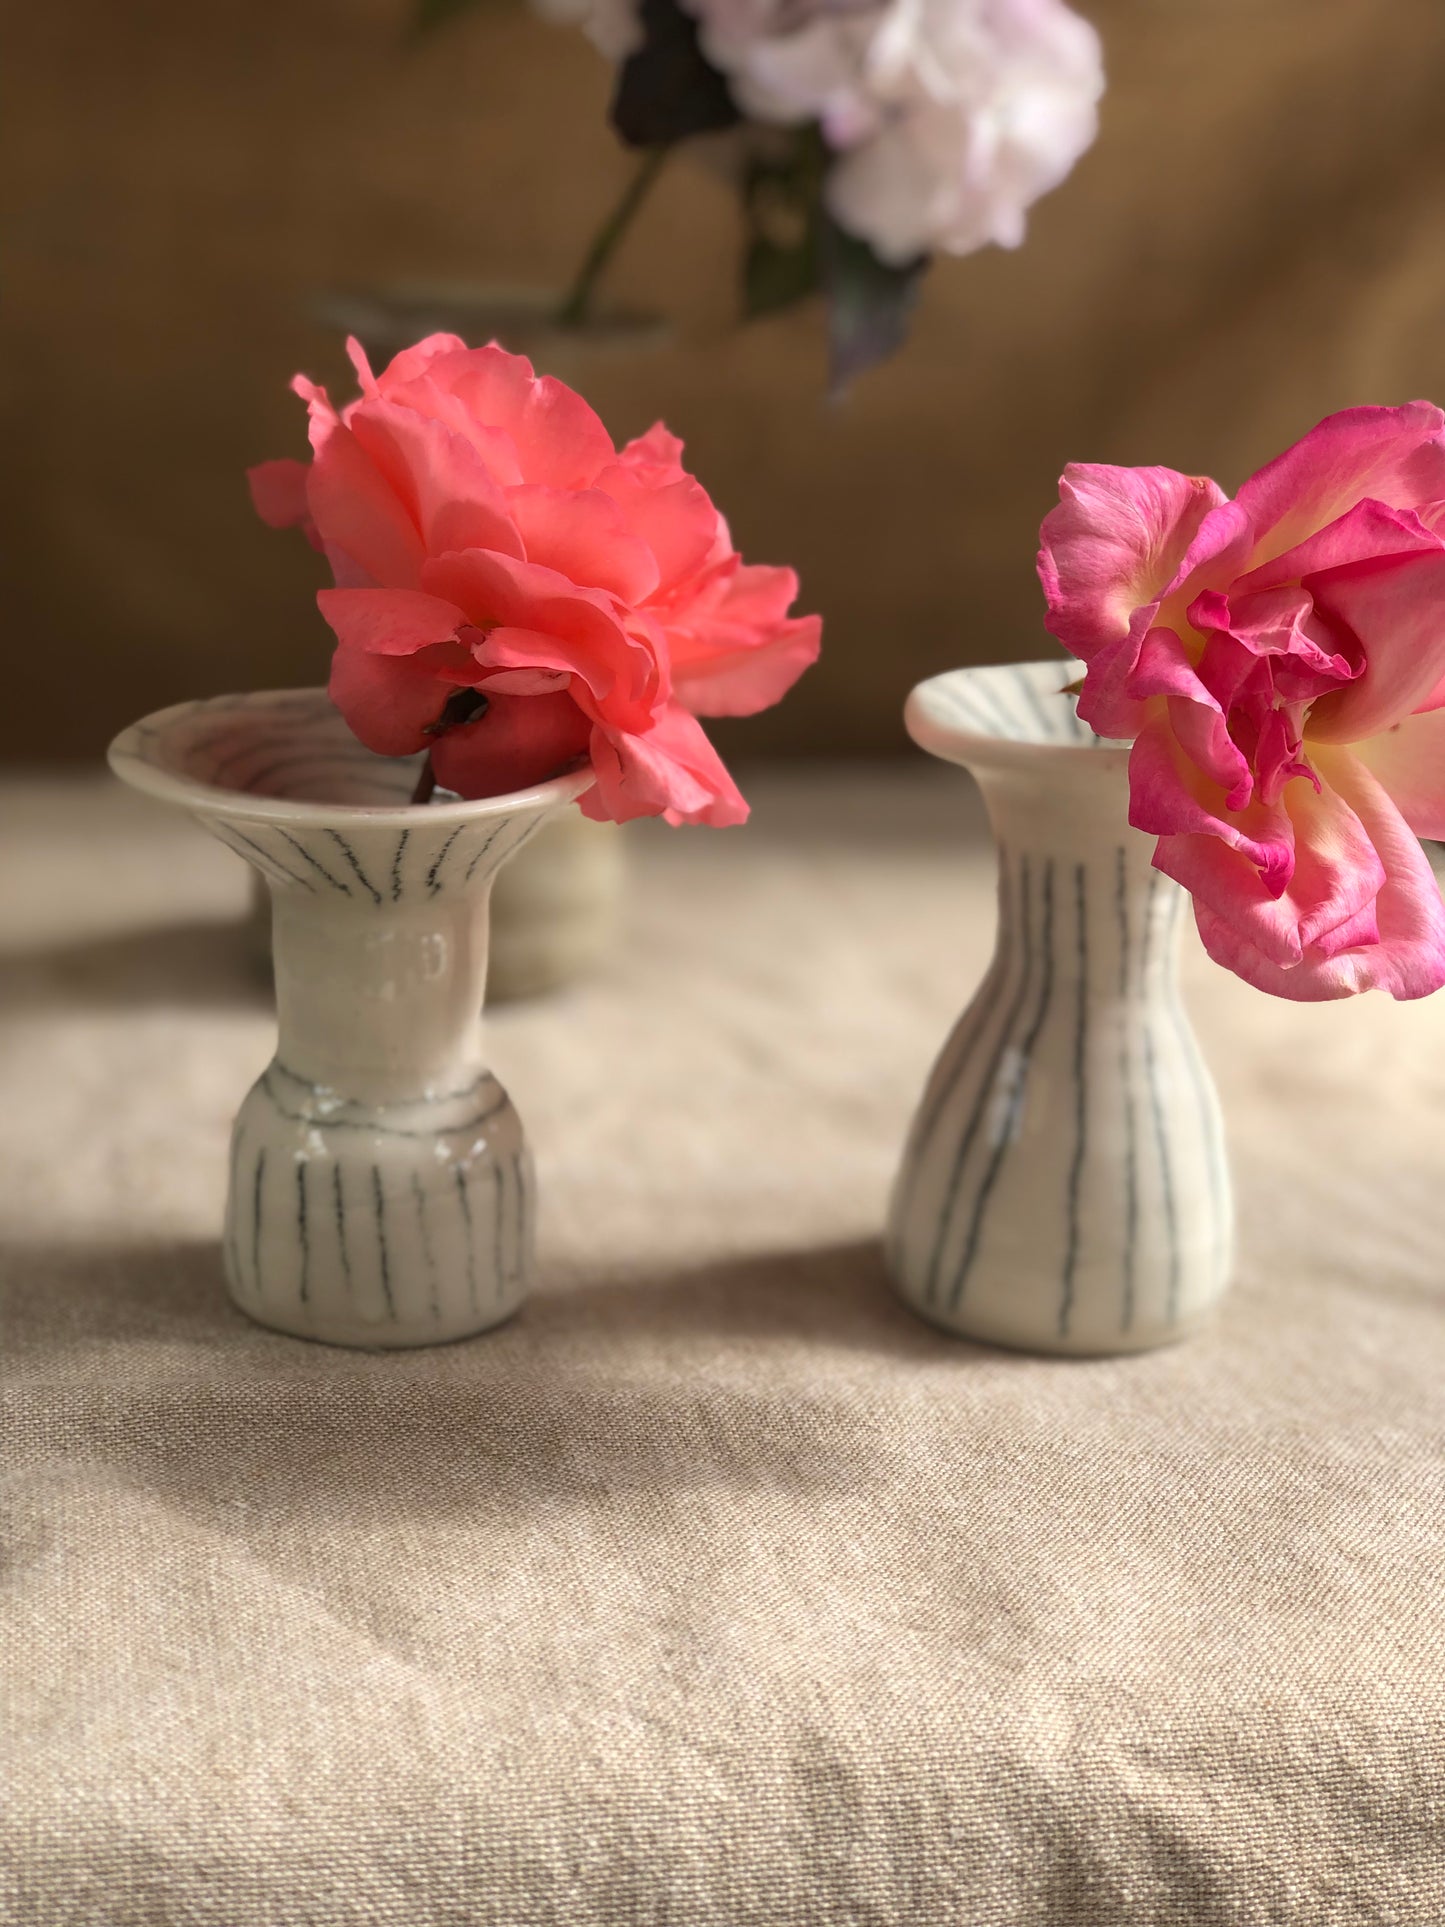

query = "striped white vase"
[109, 689, 590, 1349]
[888, 662, 1234, 1355]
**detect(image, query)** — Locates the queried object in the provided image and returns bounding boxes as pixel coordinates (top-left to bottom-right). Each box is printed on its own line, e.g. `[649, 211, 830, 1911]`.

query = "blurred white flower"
[695, 0, 1104, 263]
[536, 0, 1103, 267]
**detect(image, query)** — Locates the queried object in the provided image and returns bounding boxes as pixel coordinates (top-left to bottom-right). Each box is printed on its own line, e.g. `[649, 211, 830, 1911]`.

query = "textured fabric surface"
[2, 769, 1443, 1927]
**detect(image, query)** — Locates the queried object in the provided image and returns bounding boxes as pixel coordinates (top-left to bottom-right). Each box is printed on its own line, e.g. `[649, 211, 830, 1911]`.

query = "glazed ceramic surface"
[109, 689, 590, 1348]
[888, 661, 1234, 1355]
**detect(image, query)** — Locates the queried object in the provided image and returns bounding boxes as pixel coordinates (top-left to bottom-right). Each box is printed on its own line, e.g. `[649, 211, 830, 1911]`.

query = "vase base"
[224, 1291, 524, 1351]
[889, 1275, 1222, 1358]
[223, 1060, 535, 1350]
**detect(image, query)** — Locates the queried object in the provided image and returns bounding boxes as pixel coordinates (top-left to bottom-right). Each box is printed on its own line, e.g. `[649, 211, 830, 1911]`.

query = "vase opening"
[906, 659, 1131, 769]
[108, 689, 588, 822]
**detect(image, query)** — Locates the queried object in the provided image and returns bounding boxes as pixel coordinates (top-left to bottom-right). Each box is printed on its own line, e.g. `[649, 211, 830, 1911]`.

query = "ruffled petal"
[1154, 772, 1384, 970]
[617, 422, 687, 476]
[316, 587, 466, 657]
[594, 466, 720, 591]
[1187, 748, 1445, 1000]
[580, 704, 749, 827]
[1037, 463, 1228, 660]
[369, 332, 469, 394]
[345, 398, 524, 563]
[672, 614, 822, 719]
[1235, 402, 1445, 567]
[327, 638, 479, 755]
[508, 483, 660, 604]
[1234, 496, 1438, 595]
[422, 549, 665, 724]
[1303, 549, 1445, 742]
[1125, 627, 1252, 805]
[668, 563, 821, 717]
[1128, 717, 1293, 890]
[306, 424, 428, 590]
[426, 346, 617, 489]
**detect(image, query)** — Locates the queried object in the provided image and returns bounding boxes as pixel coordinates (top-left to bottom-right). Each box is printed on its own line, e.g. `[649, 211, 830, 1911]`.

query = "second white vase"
[888, 662, 1234, 1355]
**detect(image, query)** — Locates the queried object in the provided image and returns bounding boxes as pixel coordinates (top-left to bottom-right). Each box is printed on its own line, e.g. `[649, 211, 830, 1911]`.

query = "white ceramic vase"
[109, 689, 590, 1348]
[888, 662, 1234, 1355]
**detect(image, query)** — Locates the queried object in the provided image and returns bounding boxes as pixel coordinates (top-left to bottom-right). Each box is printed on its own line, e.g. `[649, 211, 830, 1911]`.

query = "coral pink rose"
[1038, 403, 1445, 999]
[248, 334, 820, 825]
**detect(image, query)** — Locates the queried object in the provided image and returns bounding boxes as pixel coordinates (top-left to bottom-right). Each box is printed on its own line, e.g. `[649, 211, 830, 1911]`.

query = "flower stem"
[410, 756, 438, 807]
[409, 689, 489, 806]
[554, 146, 669, 330]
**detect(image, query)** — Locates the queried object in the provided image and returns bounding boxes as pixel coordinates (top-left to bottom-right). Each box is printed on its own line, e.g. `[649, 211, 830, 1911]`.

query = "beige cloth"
[2, 769, 1443, 1926]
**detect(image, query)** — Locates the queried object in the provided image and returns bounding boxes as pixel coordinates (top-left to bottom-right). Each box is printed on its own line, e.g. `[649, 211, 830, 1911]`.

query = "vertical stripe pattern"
[223, 1065, 533, 1344]
[889, 831, 1232, 1353]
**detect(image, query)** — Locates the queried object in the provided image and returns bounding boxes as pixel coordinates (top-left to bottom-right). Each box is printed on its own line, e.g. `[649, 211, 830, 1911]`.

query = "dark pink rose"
[1039, 404, 1445, 999]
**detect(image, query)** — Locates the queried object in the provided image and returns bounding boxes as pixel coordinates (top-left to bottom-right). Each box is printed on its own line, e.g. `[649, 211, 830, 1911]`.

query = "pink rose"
[248, 335, 820, 825]
[1038, 403, 1445, 999]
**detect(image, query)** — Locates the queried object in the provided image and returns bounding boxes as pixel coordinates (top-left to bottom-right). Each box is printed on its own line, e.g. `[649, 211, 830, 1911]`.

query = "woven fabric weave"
[3, 770, 1442, 1925]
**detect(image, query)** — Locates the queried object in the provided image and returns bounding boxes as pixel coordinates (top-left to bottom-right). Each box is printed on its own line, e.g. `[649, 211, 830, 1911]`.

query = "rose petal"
[581, 703, 749, 827]
[1188, 747, 1445, 1000]
[327, 638, 480, 755]
[1303, 549, 1445, 742]
[316, 587, 467, 657]
[430, 688, 593, 799]
[1352, 706, 1445, 840]
[672, 614, 823, 719]
[370, 332, 469, 394]
[595, 466, 720, 591]
[1154, 770, 1384, 969]
[508, 483, 661, 604]
[433, 347, 617, 489]
[346, 398, 524, 562]
[1235, 402, 1445, 567]
[618, 422, 687, 476]
[422, 550, 664, 724]
[306, 424, 428, 590]
[1125, 627, 1252, 804]
[1234, 496, 1439, 596]
[247, 459, 311, 531]
[1128, 717, 1293, 890]
[1037, 463, 1228, 661]
[668, 563, 822, 718]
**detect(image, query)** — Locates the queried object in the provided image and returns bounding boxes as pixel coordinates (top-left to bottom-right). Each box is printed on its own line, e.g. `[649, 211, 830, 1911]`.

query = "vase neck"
[211, 803, 559, 1105]
[270, 889, 492, 1102]
[988, 837, 1187, 1006]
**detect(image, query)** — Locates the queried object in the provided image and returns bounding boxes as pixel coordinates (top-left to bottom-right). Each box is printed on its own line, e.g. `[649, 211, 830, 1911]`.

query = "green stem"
[410, 755, 438, 807]
[554, 147, 669, 330]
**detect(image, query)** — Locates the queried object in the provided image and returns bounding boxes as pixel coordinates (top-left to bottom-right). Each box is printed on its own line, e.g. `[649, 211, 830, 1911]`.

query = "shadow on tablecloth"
[0, 917, 268, 1012]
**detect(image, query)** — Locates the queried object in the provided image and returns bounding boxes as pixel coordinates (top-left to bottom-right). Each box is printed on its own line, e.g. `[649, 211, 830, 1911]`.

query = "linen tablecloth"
[2, 766, 1442, 1926]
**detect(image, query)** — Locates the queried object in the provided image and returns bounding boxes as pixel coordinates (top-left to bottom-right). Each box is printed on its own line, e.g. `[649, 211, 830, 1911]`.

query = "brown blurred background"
[6, 0, 1445, 763]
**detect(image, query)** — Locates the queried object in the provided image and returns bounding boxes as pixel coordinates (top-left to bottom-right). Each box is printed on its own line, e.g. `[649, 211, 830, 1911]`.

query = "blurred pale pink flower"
[699, 0, 1102, 262]
[1038, 403, 1445, 1001]
[538, 0, 1102, 264]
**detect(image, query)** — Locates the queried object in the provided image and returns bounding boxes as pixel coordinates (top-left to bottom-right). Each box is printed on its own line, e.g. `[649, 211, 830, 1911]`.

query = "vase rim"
[906, 659, 1131, 772]
[107, 687, 594, 828]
